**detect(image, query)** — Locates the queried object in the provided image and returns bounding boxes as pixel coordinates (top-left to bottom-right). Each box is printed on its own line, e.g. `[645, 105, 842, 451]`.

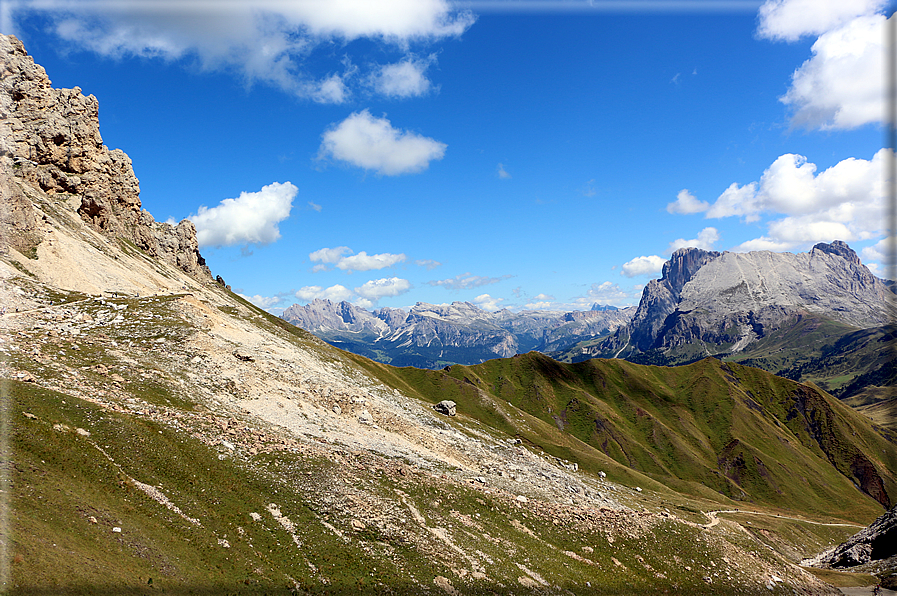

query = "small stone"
[357, 409, 373, 425]
[112, 527, 122, 533]
[515, 495, 528, 503]
[332, 404, 342, 415]
[351, 519, 365, 531]
[88, 516, 98, 524]
[75, 428, 90, 437]
[22, 412, 37, 420]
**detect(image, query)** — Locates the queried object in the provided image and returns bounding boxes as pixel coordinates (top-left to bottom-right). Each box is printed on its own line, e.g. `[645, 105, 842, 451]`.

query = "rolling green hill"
[352, 352, 897, 520]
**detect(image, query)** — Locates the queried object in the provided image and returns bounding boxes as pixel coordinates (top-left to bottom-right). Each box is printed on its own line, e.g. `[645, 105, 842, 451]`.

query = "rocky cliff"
[0, 34, 210, 280]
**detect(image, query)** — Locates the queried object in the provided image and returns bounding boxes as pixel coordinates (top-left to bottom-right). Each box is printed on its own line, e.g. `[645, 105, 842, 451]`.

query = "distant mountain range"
[284, 241, 894, 404]
[281, 300, 634, 369]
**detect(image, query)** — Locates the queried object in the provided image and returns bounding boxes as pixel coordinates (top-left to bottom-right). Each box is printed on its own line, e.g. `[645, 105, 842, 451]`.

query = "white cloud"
[309, 247, 405, 272]
[533, 293, 555, 301]
[310, 246, 353, 264]
[782, 14, 887, 130]
[12, 0, 474, 101]
[706, 150, 889, 248]
[621, 255, 666, 278]
[318, 110, 447, 175]
[337, 251, 406, 271]
[415, 259, 442, 270]
[667, 189, 709, 214]
[370, 54, 436, 98]
[497, 163, 511, 179]
[525, 301, 552, 310]
[570, 282, 631, 309]
[354, 277, 412, 301]
[428, 272, 513, 290]
[309, 72, 351, 104]
[668, 227, 720, 253]
[295, 284, 354, 302]
[756, 0, 887, 41]
[308, 201, 322, 212]
[861, 237, 894, 264]
[474, 293, 504, 312]
[190, 181, 296, 247]
[732, 237, 795, 252]
[756, 0, 889, 130]
[238, 293, 282, 309]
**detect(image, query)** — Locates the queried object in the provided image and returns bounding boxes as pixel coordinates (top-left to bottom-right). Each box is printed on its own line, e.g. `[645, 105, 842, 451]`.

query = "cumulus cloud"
[370, 54, 436, 98]
[428, 272, 513, 290]
[318, 110, 447, 175]
[310, 246, 352, 264]
[295, 284, 354, 302]
[668, 227, 720, 253]
[706, 150, 889, 249]
[621, 255, 666, 278]
[667, 189, 709, 214]
[782, 14, 887, 130]
[756, 0, 889, 130]
[337, 251, 406, 271]
[354, 277, 412, 301]
[10, 0, 474, 101]
[474, 294, 505, 312]
[309, 246, 405, 272]
[190, 181, 296, 247]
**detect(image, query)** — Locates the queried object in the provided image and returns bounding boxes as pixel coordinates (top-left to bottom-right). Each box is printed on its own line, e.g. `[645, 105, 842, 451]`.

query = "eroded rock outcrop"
[804, 505, 897, 569]
[0, 34, 210, 280]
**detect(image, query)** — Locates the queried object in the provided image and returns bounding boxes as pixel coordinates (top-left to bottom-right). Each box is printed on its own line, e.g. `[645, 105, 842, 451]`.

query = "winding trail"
[702, 509, 865, 530]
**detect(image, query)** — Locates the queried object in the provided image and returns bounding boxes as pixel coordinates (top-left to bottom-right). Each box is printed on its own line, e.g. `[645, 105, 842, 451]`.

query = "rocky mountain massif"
[555, 243, 895, 403]
[282, 299, 633, 369]
[3, 34, 896, 594]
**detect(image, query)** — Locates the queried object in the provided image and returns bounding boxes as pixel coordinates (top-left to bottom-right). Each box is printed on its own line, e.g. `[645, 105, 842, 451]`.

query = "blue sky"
[3, 0, 891, 313]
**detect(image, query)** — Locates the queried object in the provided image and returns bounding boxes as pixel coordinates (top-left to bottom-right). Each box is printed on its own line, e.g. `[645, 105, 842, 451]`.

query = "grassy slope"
[352, 352, 896, 522]
[10, 380, 830, 596]
[552, 315, 894, 406]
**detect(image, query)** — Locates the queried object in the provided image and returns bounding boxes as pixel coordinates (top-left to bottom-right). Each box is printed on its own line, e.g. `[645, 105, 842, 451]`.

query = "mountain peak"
[812, 240, 861, 265]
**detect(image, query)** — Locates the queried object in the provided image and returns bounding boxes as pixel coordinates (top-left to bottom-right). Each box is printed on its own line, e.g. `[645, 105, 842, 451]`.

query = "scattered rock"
[22, 412, 37, 420]
[434, 400, 456, 416]
[351, 519, 365, 531]
[332, 404, 341, 415]
[232, 349, 254, 362]
[112, 527, 121, 533]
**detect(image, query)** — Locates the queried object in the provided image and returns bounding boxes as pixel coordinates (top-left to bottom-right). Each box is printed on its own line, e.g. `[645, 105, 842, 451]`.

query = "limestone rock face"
[597, 243, 893, 361]
[0, 34, 210, 280]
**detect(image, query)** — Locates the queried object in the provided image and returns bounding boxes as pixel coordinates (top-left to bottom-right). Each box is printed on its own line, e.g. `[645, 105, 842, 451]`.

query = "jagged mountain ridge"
[281, 298, 634, 368]
[0, 34, 210, 282]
